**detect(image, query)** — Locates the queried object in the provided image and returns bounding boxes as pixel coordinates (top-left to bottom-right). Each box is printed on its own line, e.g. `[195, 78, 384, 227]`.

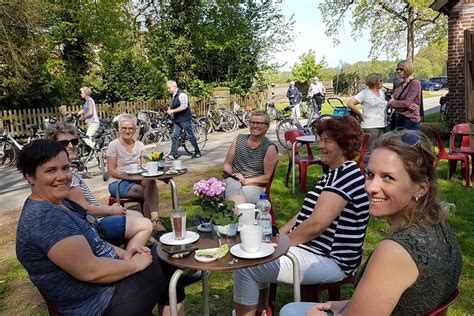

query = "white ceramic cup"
[240, 225, 262, 253]
[147, 161, 159, 174]
[128, 163, 139, 173]
[173, 160, 183, 170]
[237, 203, 256, 227]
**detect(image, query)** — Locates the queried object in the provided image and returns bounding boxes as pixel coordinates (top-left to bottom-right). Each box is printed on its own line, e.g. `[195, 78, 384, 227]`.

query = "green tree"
[319, 0, 447, 62]
[291, 50, 326, 84]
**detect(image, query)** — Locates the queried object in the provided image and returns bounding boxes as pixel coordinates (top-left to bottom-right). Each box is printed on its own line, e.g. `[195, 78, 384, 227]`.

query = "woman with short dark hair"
[233, 116, 369, 316]
[16, 139, 185, 315]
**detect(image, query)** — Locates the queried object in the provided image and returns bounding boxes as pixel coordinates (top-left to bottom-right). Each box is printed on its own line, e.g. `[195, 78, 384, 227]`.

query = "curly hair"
[44, 121, 77, 141]
[315, 116, 364, 160]
[374, 130, 448, 233]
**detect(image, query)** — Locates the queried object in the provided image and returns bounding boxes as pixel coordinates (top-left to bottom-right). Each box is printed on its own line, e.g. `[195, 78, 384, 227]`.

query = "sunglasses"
[58, 138, 79, 147]
[249, 121, 269, 126]
[86, 214, 105, 239]
[396, 68, 404, 71]
[400, 132, 421, 146]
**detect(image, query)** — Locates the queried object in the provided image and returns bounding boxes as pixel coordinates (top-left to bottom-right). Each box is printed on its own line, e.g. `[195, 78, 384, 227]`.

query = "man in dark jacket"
[166, 80, 201, 159]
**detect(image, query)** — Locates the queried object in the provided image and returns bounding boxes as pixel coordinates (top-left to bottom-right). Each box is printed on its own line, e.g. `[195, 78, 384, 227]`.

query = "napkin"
[195, 244, 229, 259]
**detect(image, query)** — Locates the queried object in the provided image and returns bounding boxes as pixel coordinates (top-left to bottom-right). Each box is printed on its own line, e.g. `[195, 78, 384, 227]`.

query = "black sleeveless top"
[355, 220, 462, 315]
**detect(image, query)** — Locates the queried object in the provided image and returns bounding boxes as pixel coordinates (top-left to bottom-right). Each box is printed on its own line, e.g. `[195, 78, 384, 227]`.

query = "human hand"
[129, 251, 153, 271]
[167, 108, 174, 115]
[111, 203, 126, 215]
[233, 173, 246, 184]
[307, 301, 348, 316]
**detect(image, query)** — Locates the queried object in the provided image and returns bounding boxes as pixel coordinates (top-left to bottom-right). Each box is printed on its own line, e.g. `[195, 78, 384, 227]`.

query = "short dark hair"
[316, 116, 364, 160]
[17, 139, 67, 178]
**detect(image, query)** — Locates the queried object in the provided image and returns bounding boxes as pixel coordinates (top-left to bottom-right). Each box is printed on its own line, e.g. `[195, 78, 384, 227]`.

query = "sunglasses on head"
[400, 132, 421, 146]
[58, 138, 79, 147]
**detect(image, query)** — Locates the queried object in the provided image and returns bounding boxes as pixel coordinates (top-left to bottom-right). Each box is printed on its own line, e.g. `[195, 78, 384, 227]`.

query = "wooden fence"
[1, 91, 266, 137]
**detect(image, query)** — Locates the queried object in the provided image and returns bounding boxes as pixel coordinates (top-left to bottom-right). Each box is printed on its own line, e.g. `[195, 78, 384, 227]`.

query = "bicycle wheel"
[184, 123, 208, 154]
[0, 141, 17, 169]
[221, 112, 238, 132]
[242, 111, 251, 127]
[157, 132, 173, 156]
[199, 117, 213, 134]
[141, 129, 163, 145]
[276, 119, 299, 149]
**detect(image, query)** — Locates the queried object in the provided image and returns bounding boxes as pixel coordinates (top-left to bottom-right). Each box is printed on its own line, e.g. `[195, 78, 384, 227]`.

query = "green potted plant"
[144, 151, 165, 174]
[192, 177, 239, 236]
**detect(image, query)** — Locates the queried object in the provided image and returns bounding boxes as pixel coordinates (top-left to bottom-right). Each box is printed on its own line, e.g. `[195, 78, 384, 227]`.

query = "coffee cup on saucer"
[173, 160, 183, 170]
[128, 163, 139, 173]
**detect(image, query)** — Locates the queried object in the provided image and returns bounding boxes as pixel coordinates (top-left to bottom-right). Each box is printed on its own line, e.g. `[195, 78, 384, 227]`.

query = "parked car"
[429, 76, 448, 88]
[420, 79, 443, 91]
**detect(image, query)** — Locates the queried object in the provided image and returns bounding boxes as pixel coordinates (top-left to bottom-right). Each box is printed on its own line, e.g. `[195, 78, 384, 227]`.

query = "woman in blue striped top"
[233, 116, 369, 316]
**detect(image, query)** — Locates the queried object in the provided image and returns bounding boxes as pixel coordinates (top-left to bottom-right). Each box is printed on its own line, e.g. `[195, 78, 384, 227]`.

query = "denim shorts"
[108, 180, 136, 198]
[99, 215, 126, 241]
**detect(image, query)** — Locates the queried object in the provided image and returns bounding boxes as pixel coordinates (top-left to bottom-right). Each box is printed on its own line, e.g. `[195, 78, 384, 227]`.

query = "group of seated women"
[15, 110, 462, 315]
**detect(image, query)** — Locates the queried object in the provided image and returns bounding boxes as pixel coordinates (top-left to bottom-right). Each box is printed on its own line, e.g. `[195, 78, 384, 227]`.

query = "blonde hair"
[374, 130, 448, 233]
[80, 87, 92, 96]
[397, 60, 414, 77]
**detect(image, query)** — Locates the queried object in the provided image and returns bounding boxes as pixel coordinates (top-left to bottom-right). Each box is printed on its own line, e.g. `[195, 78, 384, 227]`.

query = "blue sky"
[272, 0, 374, 70]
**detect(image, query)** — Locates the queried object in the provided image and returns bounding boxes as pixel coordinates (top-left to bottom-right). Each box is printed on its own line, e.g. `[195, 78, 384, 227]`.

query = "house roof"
[430, 0, 460, 15]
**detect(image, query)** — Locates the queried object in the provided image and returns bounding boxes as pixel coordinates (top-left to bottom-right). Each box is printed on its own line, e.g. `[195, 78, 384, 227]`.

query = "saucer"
[127, 170, 142, 175]
[230, 243, 274, 259]
[197, 223, 213, 233]
[194, 253, 218, 263]
[142, 171, 164, 177]
[159, 231, 200, 245]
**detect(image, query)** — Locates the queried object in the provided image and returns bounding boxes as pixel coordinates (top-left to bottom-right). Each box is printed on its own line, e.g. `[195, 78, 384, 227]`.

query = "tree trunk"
[406, 5, 415, 62]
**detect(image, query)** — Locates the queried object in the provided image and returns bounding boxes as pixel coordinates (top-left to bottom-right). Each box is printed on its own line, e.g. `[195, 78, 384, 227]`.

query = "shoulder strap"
[394, 79, 413, 100]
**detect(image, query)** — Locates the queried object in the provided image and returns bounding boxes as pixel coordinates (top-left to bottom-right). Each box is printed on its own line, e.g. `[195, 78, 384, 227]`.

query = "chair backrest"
[425, 288, 460, 316]
[265, 160, 278, 226]
[284, 130, 314, 158]
[451, 123, 472, 151]
[39, 290, 60, 316]
[356, 133, 371, 174]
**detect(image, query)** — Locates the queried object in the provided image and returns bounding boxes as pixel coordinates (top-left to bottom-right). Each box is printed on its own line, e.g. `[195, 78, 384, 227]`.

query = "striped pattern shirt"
[71, 169, 100, 206]
[295, 161, 369, 275]
[232, 134, 276, 178]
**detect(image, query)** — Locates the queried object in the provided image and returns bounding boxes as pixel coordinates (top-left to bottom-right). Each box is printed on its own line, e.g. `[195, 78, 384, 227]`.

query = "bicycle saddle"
[26, 124, 39, 130]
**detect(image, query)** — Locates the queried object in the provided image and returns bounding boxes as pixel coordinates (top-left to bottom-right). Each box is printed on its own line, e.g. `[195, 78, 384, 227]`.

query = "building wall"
[448, 2, 474, 123]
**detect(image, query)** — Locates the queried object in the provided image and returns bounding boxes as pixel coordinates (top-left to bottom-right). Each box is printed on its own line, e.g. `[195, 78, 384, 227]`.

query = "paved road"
[0, 96, 441, 213]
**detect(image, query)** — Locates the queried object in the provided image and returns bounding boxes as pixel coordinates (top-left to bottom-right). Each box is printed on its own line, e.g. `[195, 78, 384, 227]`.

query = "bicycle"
[265, 94, 287, 121]
[144, 115, 208, 157]
[276, 102, 331, 149]
[0, 120, 24, 169]
[199, 102, 238, 133]
[232, 101, 252, 128]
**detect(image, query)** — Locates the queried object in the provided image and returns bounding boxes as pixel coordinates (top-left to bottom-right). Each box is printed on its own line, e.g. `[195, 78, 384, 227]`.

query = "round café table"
[115, 167, 188, 209]
[157, 231, 301, 316]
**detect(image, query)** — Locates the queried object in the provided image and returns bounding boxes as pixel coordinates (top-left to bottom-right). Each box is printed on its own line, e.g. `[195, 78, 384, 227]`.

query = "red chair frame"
[450, 123, 474, 181]
[356, 133, 371, 174]
[426, 288, 460, 316]
[284, 130, 323, 193]
[433, 132, 470, 187]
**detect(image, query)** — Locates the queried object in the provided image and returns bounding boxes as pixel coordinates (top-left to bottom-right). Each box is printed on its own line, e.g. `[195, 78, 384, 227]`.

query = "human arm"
[67, 186, 126, 216]
[106, 155, 126, 179]
[279, 213, 298, 235]
[235, 144, 278, 186]
[47, 235, 152, 283]
[223, 138, 237, 175]
[310, 240, 418, 315]
[347, 97, 363, 121]
[388, 80, 421, 109]
[287, 191, 348, 246]
[167, 93, 189, 115]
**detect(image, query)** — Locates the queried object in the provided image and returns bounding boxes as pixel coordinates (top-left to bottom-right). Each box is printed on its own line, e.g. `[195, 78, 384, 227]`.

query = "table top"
[296, 135, 316, 143]
[121, 167, 188, 181]
[156, 231, 290, 272]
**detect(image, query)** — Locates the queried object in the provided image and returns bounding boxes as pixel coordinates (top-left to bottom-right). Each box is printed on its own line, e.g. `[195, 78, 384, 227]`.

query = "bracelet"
[326, 310, 334, 316]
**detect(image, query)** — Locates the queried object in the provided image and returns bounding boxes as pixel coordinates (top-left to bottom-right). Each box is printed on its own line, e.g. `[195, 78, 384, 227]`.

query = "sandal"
[151, 217, 167, 234]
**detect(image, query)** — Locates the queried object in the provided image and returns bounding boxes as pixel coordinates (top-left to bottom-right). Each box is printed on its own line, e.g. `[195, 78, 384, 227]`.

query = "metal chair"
[426, 288, 460, 316]
[433, 132, 471, 187]
[284, 130, 323, 192]
[450, 123, 474, 181]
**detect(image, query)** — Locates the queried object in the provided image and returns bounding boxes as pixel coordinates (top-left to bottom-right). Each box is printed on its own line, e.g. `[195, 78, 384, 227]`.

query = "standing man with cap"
[166, 80, 201, 159]
[308, 76, 326, 113]
[286, 81, 301, 119]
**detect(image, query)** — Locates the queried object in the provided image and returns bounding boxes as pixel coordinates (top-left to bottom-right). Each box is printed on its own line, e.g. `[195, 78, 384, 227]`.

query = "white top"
[308, 82, 326, 96]
[106, 139, 146, 180]
[354, 88, 387, 128]
[83, 97, 99, 124]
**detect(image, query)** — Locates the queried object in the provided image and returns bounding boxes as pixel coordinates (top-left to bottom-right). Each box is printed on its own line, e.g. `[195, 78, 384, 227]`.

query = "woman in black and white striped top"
[234, 116, 369, 316]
